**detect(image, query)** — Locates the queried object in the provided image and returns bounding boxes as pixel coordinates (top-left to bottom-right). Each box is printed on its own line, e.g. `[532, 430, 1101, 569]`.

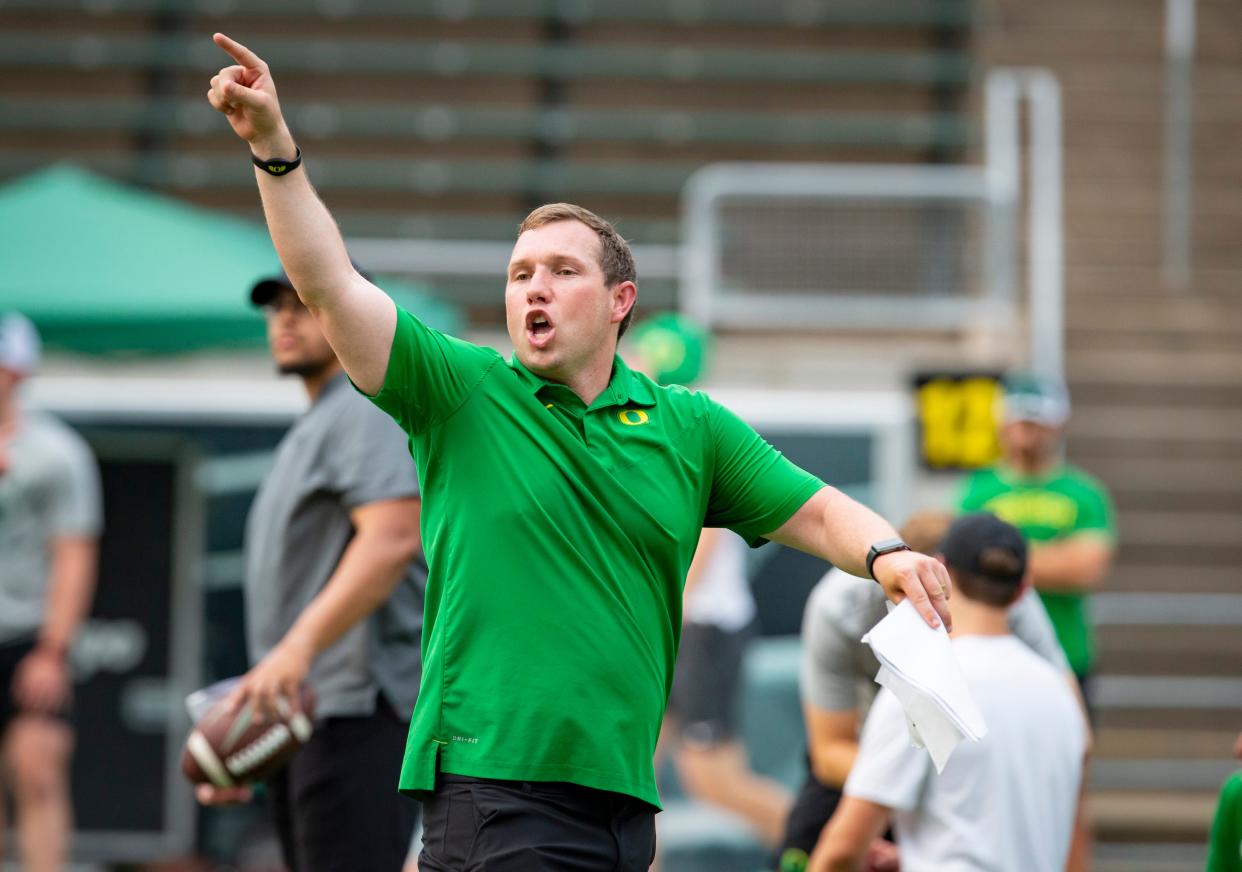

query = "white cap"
[0, 313, 42, 376]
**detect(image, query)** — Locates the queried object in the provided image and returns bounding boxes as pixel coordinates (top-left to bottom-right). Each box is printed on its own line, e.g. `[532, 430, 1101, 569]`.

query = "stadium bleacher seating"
[0, 0, 975, 314]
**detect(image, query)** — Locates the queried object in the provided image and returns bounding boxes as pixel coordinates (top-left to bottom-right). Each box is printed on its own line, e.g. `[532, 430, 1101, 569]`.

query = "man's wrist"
[865, 538, 910, 579]
[249, 130, 298, 162]
[253, 147, 302, 176]
[279, 627, 317, 661]
[35, 638, 70, 661]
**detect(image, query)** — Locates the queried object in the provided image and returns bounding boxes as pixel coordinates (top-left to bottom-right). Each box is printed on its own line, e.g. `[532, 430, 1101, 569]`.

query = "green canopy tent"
[0, 165, 460, 354]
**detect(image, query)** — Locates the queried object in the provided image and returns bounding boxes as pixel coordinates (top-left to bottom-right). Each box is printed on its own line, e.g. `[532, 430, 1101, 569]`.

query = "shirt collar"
[508, 354, 658, 409]
[994, 461, 1066, 486]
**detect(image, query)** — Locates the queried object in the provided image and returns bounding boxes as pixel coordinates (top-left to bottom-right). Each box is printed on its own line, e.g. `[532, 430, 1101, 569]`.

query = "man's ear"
[1017, 569, 1034, 598]
[610, 281, 637, 324]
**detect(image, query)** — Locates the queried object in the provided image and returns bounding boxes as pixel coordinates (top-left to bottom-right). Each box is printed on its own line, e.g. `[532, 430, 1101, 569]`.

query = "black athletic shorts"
[266, 693, 419, 872]
[0, 636, 73, 737]
[667, 620, 754, 746]
[418, 773, 657, 872]
[772, 766, 845, 872]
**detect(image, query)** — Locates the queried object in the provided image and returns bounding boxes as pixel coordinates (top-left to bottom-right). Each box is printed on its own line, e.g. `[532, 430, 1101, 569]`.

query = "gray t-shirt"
[0, 410, 103, 644]
[801, 567, 1069, 717]
[245, 373, 426, 721]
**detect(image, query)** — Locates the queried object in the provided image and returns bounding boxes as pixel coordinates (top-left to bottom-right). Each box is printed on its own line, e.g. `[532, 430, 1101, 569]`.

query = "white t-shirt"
[683, 530, 755, 631]
[845, 635, 1085, 872]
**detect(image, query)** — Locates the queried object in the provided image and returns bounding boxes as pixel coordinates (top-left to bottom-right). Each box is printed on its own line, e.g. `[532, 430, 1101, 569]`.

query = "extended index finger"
[213, 32, 266, 70]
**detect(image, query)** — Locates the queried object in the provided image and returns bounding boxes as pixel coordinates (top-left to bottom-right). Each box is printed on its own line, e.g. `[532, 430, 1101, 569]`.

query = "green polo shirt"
[957, 463, 1116, 675]
[366, 307, 824, 807]
[1207, 772, 1242, 872]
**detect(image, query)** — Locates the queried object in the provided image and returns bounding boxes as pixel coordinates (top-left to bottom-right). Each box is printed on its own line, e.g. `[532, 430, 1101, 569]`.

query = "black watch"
[866, 538, 911, 580]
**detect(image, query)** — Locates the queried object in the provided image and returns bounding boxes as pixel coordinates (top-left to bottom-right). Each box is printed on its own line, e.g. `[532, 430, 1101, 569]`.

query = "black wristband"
[252, 147, 302, 176]
[866, 538, 911, 580]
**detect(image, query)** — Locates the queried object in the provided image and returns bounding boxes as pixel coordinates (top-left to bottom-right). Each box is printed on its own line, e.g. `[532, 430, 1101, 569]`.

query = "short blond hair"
[518, 203, 638, 337]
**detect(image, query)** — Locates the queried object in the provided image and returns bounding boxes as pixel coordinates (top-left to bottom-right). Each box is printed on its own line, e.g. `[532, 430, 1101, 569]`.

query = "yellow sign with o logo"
[618, 409, 650, 427]
[913, 372, 1003, 470]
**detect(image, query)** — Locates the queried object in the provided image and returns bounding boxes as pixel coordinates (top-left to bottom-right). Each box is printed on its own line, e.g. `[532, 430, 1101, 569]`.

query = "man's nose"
[526, 267, 553, 301]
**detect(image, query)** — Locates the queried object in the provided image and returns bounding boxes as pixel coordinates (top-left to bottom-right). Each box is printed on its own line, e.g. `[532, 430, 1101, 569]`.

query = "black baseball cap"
[940, 512, 1028, 587]
[249, 263, 372, 307]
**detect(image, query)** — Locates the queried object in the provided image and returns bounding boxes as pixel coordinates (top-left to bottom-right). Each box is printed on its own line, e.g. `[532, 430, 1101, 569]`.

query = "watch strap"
[866, 538, 911, 579]
[252, 147, 302, 176]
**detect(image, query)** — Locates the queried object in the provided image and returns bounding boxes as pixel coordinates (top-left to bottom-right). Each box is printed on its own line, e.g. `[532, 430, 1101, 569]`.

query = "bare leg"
[674, 740, 792, 848]
[4, 715, 74, 872]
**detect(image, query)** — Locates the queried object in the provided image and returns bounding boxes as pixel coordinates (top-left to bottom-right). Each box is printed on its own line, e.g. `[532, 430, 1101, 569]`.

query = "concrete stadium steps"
[1097, 728, 1239, 759]
[1090, 791, 1219, 844]
[1096, 627, 1242, 675]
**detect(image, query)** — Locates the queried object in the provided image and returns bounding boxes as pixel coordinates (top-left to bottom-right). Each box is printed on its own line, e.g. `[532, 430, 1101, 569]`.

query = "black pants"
[267, 695, 418, 872]
[772, 767, 845, 872]
[418, 774, 656, 872]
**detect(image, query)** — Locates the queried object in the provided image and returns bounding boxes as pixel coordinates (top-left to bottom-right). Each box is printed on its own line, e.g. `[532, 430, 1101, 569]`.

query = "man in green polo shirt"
[956, 373, 1117, 691]
[207, 33, 953, 872]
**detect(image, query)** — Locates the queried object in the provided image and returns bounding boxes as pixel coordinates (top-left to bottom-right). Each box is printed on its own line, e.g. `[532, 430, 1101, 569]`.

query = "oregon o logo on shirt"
[618, 409, 649, 426]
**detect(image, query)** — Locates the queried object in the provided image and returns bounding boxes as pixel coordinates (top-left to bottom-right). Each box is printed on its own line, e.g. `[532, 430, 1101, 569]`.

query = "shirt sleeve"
[363, 305, 500, 435]
[801, 583, 863, 713]
[1070, 474, 1118, 540]
[47, 429, 103, 539]
[1008, 589, 1070, 671]
[844, 688, 930, 812]
[331, 395, 423, 509]
[702, 399, 826, 545]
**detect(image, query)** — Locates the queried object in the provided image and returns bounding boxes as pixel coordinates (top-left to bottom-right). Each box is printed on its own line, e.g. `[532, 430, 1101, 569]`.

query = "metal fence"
[679, 68, 1067, 383]
[680, 162, 1015, 332]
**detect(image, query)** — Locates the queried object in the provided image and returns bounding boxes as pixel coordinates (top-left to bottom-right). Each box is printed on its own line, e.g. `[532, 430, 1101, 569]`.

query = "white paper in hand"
[861, 599, 987, 772]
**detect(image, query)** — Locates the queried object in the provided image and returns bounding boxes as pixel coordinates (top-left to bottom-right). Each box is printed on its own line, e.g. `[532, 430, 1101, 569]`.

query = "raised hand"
[207, 32, 294, 154]
[872, 549, 953, 632]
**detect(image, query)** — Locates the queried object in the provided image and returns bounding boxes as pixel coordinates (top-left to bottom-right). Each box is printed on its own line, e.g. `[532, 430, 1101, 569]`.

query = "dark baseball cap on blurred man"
[940, 513, 1028, 604]
[250, 263, 372, 307]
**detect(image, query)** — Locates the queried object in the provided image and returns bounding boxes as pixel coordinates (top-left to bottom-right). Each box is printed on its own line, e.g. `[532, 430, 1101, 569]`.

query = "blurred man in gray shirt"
[0, 313, 102, 872]
[196, 273, 426, 872]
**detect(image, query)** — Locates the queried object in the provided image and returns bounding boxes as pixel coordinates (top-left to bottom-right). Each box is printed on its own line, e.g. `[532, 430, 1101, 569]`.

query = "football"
[180, 686, 316, 787]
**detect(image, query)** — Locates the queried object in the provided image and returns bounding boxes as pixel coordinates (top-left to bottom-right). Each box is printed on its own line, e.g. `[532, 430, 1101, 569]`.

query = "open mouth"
[526, 311, 554, 348]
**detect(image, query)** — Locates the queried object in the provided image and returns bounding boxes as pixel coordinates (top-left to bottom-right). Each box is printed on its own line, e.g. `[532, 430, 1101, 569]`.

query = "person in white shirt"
[809, 512, 1085, 872]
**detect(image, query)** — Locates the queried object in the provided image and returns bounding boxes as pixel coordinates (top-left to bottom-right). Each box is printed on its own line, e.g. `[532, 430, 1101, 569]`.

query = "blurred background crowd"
[0, 1, 1239, 870]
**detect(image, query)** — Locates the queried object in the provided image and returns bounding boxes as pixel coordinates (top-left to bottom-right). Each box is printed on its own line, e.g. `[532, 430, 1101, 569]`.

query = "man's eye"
[513, 273, 529, 281]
